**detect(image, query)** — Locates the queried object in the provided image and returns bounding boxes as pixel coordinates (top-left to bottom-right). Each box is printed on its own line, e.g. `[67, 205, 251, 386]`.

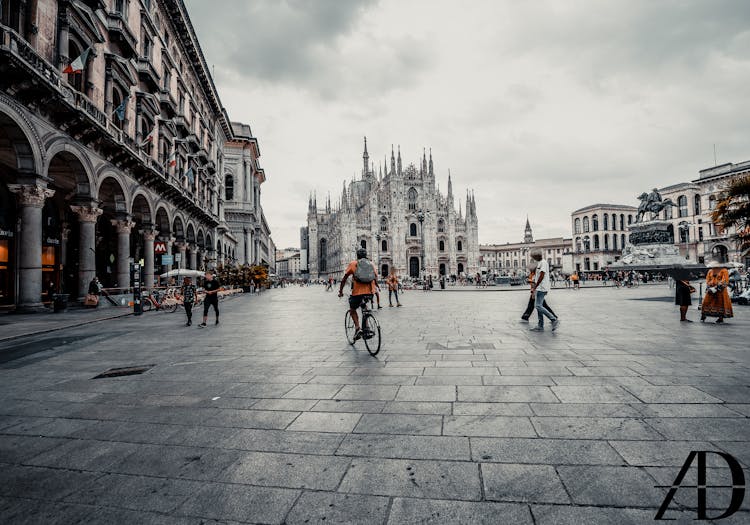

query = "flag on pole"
[63, 48, 91, 74]
[185, 167, 194, 184]
[166, 151, 176, 168]
[114, 94, 130, 121]
[140, 122, 156, 147]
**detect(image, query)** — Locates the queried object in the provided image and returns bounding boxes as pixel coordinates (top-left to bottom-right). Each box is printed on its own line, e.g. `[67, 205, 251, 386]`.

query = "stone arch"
[197, 228, 205, 249]
[97, 176, 128, 216]
[172, 215, 185, 241]
[186, 222, 196, 244]
[0, 97, 44, 173]
[154, 205, 171, 238]
[131, 192, 153, 224]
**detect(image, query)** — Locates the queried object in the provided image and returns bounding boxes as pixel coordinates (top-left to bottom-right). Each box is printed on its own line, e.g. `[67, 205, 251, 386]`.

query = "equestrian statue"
[636, 188, 678, 222]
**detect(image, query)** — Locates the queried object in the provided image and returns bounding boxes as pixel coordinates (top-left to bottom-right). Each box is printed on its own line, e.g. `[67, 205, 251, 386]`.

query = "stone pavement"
[0, 285, 748, 524]
[0, 307, 132, 344]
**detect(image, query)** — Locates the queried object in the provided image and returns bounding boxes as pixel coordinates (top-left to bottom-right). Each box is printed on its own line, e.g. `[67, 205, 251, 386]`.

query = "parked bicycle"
[344, 294, 381, 356]
[141, 288, 180, 313]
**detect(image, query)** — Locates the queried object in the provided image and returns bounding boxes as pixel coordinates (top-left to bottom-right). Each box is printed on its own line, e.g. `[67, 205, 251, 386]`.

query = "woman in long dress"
[701, 261, 733, 323]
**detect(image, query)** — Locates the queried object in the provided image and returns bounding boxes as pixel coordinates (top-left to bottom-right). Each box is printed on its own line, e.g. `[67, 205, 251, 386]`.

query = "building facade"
[223, 120, 269, 266]
[276, 249, 301, 280]
[570, 204, 637, 273]
[0, 0, 239, 310]
[480, 219, 572, 277]
[659, 161, 750, 267]
[305, 139, 479, 280]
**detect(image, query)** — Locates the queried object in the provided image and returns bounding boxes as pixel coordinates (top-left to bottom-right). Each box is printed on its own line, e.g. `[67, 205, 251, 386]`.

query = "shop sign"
[154, 241, 167, 254]
[45, 237, 60, 245]
[0, 229, 13, 238]
[161, 254, 173, 265]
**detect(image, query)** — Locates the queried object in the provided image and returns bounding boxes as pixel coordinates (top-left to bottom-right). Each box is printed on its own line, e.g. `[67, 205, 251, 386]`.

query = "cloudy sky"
[184, 0, 750, 250]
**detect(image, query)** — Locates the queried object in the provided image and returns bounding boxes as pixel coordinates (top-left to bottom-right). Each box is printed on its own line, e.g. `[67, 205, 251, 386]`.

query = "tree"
[712, 175, 750, 242]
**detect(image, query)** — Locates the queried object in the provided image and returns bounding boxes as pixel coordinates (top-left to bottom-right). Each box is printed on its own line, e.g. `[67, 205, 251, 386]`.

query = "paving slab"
[387, 498, 533, 524]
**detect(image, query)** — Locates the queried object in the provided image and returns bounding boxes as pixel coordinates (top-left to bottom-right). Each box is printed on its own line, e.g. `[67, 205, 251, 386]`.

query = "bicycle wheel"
[167, 300, 179, 313]
[141, 299, 152, 312]
[344, 310, 356, 345]
[362, 313, 381, 356]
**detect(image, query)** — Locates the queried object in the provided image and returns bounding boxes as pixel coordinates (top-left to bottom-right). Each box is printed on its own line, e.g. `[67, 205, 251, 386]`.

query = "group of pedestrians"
[522, 250, 560, 332]
[180, 272, 222, 327]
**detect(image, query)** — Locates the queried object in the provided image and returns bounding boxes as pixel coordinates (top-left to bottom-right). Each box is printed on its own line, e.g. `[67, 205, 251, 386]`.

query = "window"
[679, 223, 689, 243]
[1, 0, 24, 33]
[407, 187, 417, 210]
[678, 195, 688, 218]
[603, 214, 608, 230]
[612, 214, 617, 230]
[380, 216, 388, 232]
[439, 240, 445, 251]
[583, 236, 590, 251]
[574, 218, 581, 234]
[612, 235, 618, 250]
[114, 0, 128, 17]
[112, 89, 126, 129]
[620, 214, 625, 230]
[360, 239, 366, 249]
[604, 235, 609, 250]
[628, 215, 633, 225]
[163, 68, 171, 91]
[583, 216, 590, 233]
[694, 194, 701, 215]
[437, 219, 445, 232]
[709, 195, 716, 210]
[225, 175, 233, 200]
[621, 234, 626, 247]
[142, 34, 153, 60]
[319, 239, 327, 272]
[698, 227, 704, 241]
[592, 214, 599, 231]
[457, 240, 463, 251]
[409, 223, 417, 237]
[66, 41, 89, 93]
[593, 234, 600, 250]
[664, 205, 673, 219]
[381, 240, 387, 252]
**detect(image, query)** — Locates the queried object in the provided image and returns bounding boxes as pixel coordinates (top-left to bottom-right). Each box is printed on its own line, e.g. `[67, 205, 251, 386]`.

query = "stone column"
[112, 219, 134, 289]
[176, 242, 187, 270]
[71, 205, 102, 300]
[141, 229, 158, 290]
[8, 184, 55, 311]
[188, 244, 197, 270]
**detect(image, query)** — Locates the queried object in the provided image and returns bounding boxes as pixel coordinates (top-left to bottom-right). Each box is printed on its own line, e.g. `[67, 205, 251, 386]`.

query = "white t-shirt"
[535, 259, 551, 293]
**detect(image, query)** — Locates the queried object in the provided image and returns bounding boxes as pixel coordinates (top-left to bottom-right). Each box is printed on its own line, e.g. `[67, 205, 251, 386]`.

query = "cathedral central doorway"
[409, 256, 420, 278]
[439, 263, 446, 276]
[381, 264, 389, 277]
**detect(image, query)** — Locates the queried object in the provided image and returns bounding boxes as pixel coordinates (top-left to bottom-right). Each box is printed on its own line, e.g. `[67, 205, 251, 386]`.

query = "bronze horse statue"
[636, 192, 678, 222]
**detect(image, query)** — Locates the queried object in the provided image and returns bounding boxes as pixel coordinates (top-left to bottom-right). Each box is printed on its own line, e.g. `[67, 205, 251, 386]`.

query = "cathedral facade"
[305, 139, 479, 280]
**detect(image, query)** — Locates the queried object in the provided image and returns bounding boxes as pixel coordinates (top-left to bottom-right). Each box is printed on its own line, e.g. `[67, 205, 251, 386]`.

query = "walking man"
[199, 271, 222, 327]
[181, 276, 196, 326]
[529, 250, 559, 332]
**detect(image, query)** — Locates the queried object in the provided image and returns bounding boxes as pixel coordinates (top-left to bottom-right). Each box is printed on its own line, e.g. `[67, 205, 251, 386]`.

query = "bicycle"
[344, 294, 381, 356]
[141, 289, 180, 313]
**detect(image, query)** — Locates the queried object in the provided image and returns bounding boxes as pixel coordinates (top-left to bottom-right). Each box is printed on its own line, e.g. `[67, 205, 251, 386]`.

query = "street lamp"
[679, 222, 693, 260]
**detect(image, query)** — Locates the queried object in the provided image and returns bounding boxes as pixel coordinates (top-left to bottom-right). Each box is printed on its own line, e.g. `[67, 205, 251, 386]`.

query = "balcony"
[197, 147, 209, 163]
[106, 12, 137, 58]
[206, 160, 216, 174]
[159, 89, 177, 116]
[173, 114, 189, 136]
[186, 133, 200, 152]
[136, 56, 160, 90]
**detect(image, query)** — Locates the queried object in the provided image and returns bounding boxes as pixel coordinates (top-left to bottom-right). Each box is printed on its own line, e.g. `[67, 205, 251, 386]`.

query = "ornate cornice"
[7, 184, 55, 207]
[70, 205, 103, 222]
[111, 219, 135, 234]
[141, 229, 159, 241]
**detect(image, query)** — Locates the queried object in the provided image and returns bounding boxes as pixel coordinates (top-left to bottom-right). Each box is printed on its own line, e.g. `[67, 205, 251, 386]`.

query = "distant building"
[480, 219, 572, 277]
[305, 138, 479, 280]
[570, 204, 637, 273]
[277, 251, 301, 280]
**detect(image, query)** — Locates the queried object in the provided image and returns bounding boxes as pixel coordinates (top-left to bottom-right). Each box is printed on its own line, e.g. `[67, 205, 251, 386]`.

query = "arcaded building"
[0, 0, 242, 310]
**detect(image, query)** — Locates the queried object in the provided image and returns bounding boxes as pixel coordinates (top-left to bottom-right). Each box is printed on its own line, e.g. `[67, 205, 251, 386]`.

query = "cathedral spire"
[421, 148, 427, 176]
[397, 145, 402, 176]
[447, 171, 453, 198]
[429, 148, 433, 177]
[362, 136, 369, 179]
[390, 145, 396, 176]
[524, 216, 533, 243]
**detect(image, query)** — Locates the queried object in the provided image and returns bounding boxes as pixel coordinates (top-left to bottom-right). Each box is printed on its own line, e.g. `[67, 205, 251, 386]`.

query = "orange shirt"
[345, 260, 378, 296]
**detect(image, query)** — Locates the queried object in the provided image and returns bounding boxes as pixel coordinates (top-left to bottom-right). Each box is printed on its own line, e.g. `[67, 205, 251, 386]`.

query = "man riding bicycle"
[338, 248, 378, 341]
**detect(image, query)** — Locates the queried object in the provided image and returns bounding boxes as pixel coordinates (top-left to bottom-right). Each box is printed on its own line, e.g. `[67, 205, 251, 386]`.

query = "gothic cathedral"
[306, 138, 479, 280]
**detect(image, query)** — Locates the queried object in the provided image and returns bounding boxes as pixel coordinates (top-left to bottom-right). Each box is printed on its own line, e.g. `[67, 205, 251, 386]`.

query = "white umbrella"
[159, 269, 205, 279]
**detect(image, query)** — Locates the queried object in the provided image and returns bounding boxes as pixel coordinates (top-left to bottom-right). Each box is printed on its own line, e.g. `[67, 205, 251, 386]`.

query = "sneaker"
[354, 329, 363, 341]
[530, 326, 544, 332]
[520, 317, 529, 323]
[551, 319, 560, 331]
[680, 319, 693, 323]
[377, 305, 382, 309]
[198, 322, 206, 328]
[185, 322, 191, 327]
[397, 303, 402, 307]
[389, 304, 394, 307]
[215, 319, 220, 325]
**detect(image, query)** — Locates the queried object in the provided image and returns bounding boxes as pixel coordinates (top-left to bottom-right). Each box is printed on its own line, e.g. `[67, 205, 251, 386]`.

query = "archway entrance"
[712, 244, 729, 263]
[457, 262, 464, 275]
[0, 183, 16, 305]
[409, 256, 420, 278]
[439, 263, 446, 276]
[97, 177, 127, 288]
[381, 263, 389, 277]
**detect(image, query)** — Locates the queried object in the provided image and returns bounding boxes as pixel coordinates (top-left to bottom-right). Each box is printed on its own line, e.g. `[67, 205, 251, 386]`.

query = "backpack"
[353, 258, 376, 284]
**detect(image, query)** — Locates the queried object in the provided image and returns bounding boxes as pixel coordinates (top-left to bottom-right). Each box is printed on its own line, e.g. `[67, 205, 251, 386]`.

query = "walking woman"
[181, 276, 196, 326]
[386, 268, 402, 307]
[701, 259, 733, 323]
[674, 278, 694, 322]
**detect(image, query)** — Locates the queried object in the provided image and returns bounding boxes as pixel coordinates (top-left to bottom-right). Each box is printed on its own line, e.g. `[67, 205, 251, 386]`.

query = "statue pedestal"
[611, 220, 705, 274]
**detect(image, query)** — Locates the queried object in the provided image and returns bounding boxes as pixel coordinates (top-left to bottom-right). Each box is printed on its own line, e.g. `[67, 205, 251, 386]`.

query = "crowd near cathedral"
[302, 138, 480, 280]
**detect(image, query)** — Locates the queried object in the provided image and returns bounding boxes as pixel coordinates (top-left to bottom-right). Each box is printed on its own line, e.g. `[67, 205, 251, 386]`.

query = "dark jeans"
[184, 302, 193, 323]
[522, 296, 555, 319]
[389, 289, 400, 305]
[203, 297, 219, 319]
